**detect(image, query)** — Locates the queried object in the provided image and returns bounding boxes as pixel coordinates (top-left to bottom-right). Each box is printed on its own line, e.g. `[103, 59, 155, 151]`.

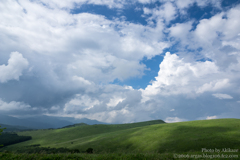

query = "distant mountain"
[0, 114, 40, 129]
[0, 114, 107, 129]
[56, 117, 108, 125]
[0, 123, 33, 132]
[17, 115, 74, 129]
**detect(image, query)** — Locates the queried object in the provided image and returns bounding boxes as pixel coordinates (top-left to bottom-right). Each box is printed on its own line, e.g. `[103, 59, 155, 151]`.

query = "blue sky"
[0, 0, 240, 123]
[70, 0, 240, 89]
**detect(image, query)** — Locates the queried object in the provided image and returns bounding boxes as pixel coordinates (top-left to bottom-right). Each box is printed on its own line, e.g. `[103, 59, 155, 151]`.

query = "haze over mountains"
[0, 114, 106, 130]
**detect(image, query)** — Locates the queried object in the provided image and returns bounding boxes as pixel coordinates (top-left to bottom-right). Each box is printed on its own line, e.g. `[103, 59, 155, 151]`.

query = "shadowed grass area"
[1, 119, 240, 155]
[0, 152, 176, 160]
[0, 151, 239, 160]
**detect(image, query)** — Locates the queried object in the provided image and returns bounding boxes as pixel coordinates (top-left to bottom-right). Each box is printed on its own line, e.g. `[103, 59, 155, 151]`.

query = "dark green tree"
[0, 126, 6, 147]
[86, 147, 93, 153]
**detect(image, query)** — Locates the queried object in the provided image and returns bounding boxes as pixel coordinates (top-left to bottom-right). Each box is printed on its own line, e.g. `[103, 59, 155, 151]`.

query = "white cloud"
[138, 0, 155, 4]
[0, 99, 31, 111]
[50, 105, 60, 111]
[159, 2, 177, 23]
[194, 13, 225, 44]
[143, 7, 152, 14]
[191, 5, 240, 63]
[212, 93, 233, 99]
[35, 0, 126, 9]
[107, 96, 125, 107]
[0, 52, 29, 83]
[72, 108, 135, 124]
[88, 0, 126, 8]
[26, 0, 225, 11]
[0, 0, 169, 85]
[141, 4, 240, 100]
[138, 4, 240, 123]
[124, 86, 134, 90]
[165, 117, 186, 123]
[0, 0, 240, 124]
[50, 84, 152, 123]
[206, 115, 217, 120]
[197, 79, 230, 94]
[63, 95, 100, 113]
[142, 0, 222, 16]
[175, 0, 194, 9]
[142, 52, 222, 101]
[143, 2, 177, 24]
[166, 3, 240, 67]
[72, 76, 92, 85]
[169, 21, 193, 44]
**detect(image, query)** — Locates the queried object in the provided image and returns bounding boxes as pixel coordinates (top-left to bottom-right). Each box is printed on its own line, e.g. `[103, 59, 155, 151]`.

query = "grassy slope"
[2, 119, 240, 153]
[2, 120, 165, 151]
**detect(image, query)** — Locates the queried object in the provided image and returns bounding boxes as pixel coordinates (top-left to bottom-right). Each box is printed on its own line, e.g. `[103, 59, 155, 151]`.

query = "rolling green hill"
[1, 119, 240, 154]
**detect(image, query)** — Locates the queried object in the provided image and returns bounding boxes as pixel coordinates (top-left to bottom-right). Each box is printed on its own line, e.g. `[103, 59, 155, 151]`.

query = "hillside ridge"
[1, 118, 239, 154]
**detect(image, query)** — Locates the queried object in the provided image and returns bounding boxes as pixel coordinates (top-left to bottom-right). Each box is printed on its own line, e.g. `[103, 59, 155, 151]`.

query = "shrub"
[71, 149, 80, 153]
[86, 148, 93, 153]
[0, 126, 6, 147]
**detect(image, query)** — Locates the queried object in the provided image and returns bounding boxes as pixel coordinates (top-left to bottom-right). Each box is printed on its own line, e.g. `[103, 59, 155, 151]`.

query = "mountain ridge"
[0, 114, 106, 129]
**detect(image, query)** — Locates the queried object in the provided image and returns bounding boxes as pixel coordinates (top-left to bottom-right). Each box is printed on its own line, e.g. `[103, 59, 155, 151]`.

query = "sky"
[0, 0, 240, 123]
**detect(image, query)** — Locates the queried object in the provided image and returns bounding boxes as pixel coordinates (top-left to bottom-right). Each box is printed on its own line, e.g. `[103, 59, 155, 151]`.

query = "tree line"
[0, 132, 32, 148]
[0, 126, 6, 147]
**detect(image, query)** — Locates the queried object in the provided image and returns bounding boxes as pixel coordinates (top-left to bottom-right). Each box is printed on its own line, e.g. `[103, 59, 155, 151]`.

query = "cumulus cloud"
[107, 96, 125, 107]
[169, 21, 193, 44]
[143, 2, 177, 24]
[190, 6, 240, 68]
[197, 79, 230, 94]
[206, 115, 217, 120]
[45, 84, 148, 123]
[63, 94, 101, 114]
[0, 0, 240, 123]
[175, 0, 194, 9]
[159, 4, 240, 95]
[212, 93, 233, 99]
[165, 117, 186, 123]
[72, 76, 92, 85]
[0, 52, 29, 83]
[0, 0, 169, 84]
[141, 52, 224, 101]
[18, 0, 224, 10]
[34, 0, 126, 9]
[0, 98, 31, 111]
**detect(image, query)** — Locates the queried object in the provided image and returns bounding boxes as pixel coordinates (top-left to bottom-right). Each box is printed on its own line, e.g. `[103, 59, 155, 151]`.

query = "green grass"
[0, 152, 176, 160]
[1, 119, 240, 155]
[0, 151, 239, 160]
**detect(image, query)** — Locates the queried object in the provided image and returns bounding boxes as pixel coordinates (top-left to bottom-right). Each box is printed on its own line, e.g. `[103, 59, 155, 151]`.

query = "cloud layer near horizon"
[0, 0, 239, 123]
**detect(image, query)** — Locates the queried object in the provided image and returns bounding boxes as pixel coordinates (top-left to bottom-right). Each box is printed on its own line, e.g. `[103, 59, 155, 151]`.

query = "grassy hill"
[1, 119, 239, 154]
